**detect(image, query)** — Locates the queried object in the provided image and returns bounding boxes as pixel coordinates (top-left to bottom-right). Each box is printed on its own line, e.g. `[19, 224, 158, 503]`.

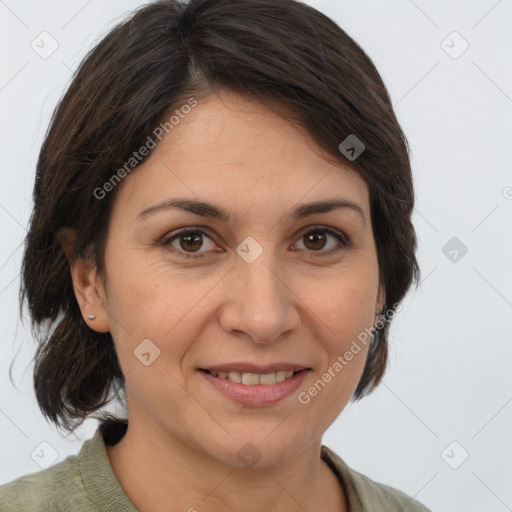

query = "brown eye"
[162, 229, 217, 259]
[178, 232, 203, 252]
[294, 228, 348, 256]
[303, 231, 327, 251]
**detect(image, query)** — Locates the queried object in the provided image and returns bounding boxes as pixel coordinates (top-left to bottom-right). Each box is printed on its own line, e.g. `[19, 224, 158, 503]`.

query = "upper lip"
[201, 363, 309, 374]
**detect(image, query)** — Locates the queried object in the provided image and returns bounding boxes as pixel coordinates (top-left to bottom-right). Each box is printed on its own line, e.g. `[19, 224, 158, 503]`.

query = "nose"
[218, 248, 300, 345]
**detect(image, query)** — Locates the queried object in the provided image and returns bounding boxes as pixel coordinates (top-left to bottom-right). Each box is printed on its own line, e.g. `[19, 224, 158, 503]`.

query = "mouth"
[199, 368, 307, 386]
[198, 366, 311, 406]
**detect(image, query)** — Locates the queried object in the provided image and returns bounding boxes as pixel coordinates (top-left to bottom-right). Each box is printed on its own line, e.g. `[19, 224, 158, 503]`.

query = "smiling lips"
[200, 365, 311, 406]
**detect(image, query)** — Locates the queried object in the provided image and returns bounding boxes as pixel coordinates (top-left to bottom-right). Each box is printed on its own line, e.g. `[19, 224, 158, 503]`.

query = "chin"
[195, 426, 313, 469]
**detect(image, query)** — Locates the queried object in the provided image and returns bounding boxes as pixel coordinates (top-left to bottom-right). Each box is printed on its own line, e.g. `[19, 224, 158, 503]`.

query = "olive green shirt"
[0, 421, 431, 511]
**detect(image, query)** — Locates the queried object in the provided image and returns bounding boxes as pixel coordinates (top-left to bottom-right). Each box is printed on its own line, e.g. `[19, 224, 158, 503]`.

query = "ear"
[57, 227, 110, 333]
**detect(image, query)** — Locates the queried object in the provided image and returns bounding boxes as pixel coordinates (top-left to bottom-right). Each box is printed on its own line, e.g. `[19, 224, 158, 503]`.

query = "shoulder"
[0, 421, 134, 512]
[0, 451, 83, 512]
[346, 469, 432, 512]
[321, 445, 432, 512]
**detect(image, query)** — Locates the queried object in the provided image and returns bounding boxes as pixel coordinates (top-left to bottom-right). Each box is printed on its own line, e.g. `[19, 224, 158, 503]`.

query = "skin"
[66, 88, 385, 512]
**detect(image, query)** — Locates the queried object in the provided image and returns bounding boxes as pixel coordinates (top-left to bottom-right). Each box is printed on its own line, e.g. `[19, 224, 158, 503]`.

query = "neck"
[105, 418, 346, 512]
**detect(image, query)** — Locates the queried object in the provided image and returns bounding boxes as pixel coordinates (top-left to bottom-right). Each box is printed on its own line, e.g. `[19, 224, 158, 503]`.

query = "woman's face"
[92, 89, 384, 467]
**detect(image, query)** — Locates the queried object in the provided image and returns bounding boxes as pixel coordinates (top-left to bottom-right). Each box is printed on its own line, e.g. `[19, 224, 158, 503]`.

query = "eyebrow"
[137, 197, 366, 226]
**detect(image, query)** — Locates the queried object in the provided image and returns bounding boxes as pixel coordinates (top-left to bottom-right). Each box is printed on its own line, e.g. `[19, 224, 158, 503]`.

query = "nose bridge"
[222, 239, 298, 343]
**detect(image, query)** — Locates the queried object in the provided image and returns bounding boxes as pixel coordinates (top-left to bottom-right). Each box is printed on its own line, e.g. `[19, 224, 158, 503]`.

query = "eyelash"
[160, 226, 350, 260]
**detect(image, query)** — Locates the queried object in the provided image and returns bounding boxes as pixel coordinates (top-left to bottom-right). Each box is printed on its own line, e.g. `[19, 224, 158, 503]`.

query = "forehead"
[113, 89, 370, 224]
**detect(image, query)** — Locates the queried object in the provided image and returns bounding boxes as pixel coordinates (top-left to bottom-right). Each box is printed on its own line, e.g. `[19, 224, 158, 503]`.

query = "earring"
[88, 314, 96, 320]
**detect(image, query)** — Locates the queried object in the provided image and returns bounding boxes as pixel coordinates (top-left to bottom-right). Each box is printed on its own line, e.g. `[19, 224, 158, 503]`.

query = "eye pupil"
[304, 232, 326, 250]
[180, 232, 203, 252]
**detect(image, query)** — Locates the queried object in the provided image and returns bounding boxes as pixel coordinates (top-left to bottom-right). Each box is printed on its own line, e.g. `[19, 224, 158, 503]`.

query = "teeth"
[275, 371, 286, 382]
[227, 371, 242, 383]
[242, 373, 260, 385]
[208, 369, 299, 385]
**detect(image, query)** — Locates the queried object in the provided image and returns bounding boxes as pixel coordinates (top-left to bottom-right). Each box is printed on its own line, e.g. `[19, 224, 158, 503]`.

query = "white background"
[1, 1, 511, 511]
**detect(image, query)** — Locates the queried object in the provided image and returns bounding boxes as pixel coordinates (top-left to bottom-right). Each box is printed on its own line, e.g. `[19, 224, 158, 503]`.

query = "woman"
[0, 0, 429, 510]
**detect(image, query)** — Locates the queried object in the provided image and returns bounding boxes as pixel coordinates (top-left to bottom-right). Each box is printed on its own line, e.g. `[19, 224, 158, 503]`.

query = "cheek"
[300, 281, 374, 424]
[104, 254, 217, 369]
[316, 268, 378, 343]
[307, 267, 377, 395]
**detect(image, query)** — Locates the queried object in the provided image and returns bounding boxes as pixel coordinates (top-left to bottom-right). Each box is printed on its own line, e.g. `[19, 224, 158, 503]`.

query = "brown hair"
[19, 0, 420, 432]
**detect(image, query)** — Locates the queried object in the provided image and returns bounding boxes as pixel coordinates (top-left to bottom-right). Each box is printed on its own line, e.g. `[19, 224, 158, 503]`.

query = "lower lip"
[199, 369, 310, 407]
